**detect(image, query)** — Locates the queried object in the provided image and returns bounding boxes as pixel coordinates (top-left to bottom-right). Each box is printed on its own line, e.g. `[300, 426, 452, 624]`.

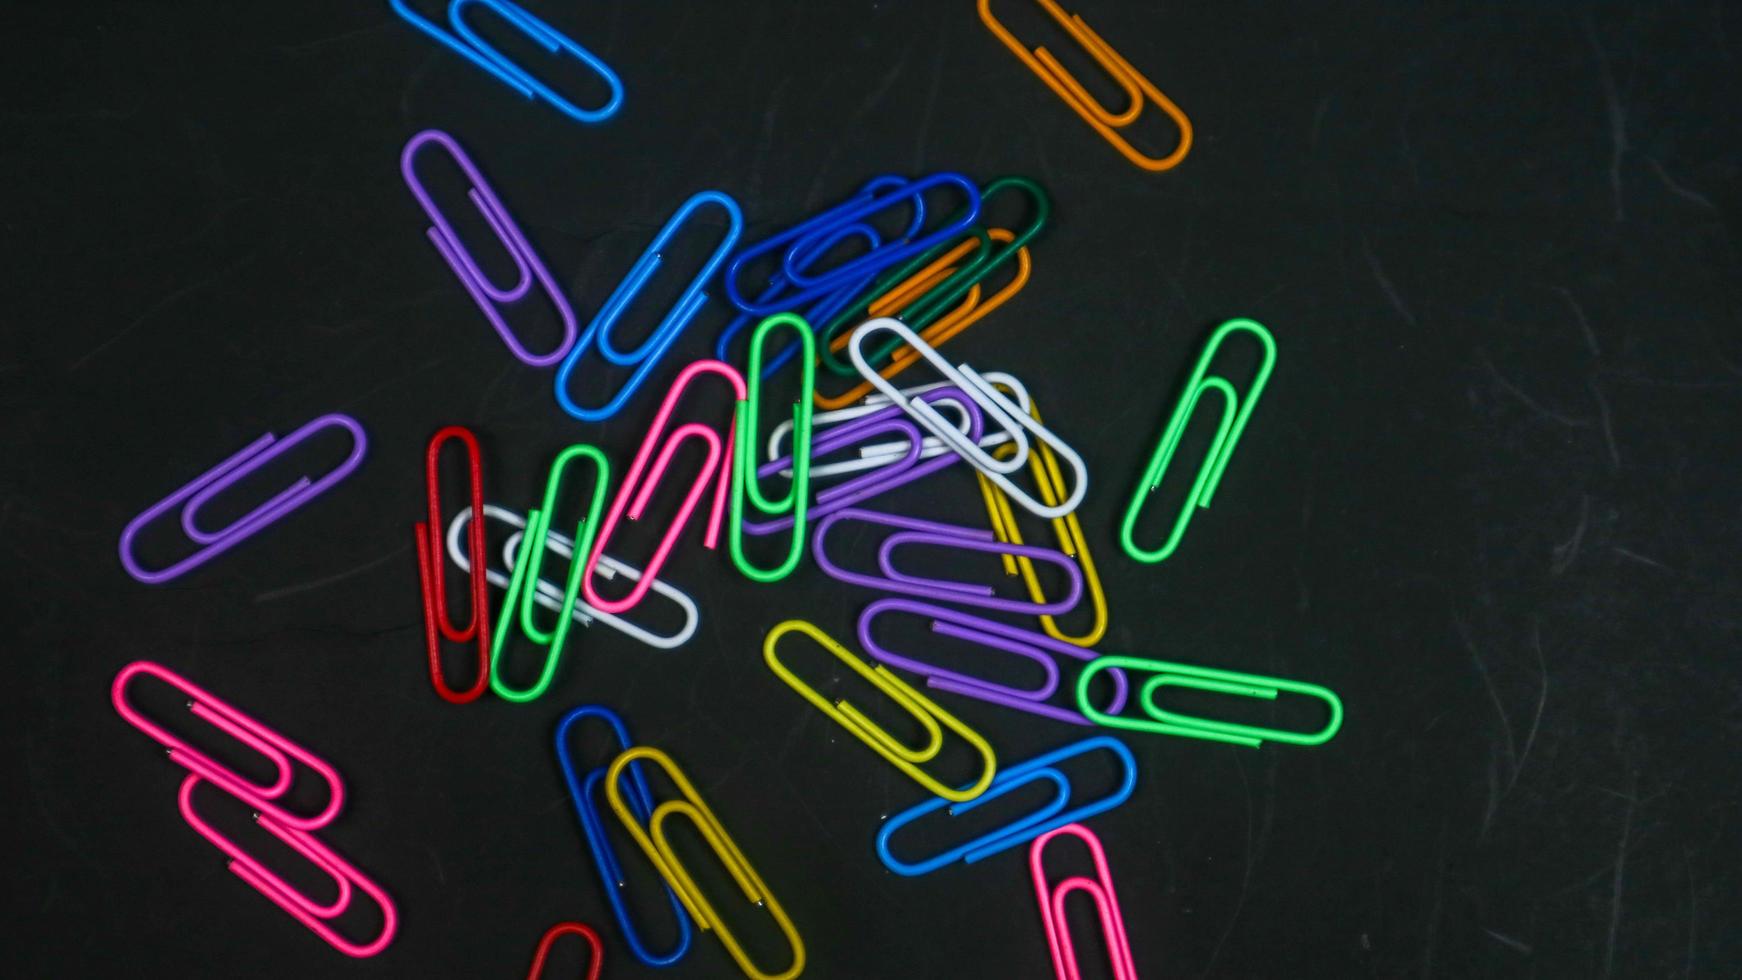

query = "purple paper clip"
[858, 597, 1128, 725]
[119, 414, 367, 584]
[743, 387, 985, 535]
[401, 129, 578, 367]
[814, 508, 1083, 615]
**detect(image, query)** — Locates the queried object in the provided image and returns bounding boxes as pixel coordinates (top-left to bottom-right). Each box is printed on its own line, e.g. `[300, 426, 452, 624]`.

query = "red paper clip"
[526, 921, 604, 980]
[414, 425, 490, 703]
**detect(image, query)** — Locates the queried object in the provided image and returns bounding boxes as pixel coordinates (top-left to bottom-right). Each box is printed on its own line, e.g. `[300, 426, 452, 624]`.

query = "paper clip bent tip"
[1030, 824, 1139, 980]
[606, 747, 805, 980]
[555, 192, 744, 421]
[1077, 655, 1343, 748]
[178, 775, 397, 958]
[415, 425, 491, 704]
[978, 0, 1192, 172]
[1120, 318, 1275, 564]
[876, 736, 1137, 876]
[555, 707, 694, 967]
[489, 445, 611, 703]
[118, 414, 366, 584]
[765, 620, 996, 803]
[390, 0, 623, 124]
[526, 922, 604, 980]
[729, 314, 816, 583]
[400, 129, 578, 367]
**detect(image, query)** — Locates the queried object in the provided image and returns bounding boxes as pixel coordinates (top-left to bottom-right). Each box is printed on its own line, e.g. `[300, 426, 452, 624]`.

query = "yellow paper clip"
[978, 0, 1192, 172]
[606, 747, 804, 980]
[764, 620, 996, 802]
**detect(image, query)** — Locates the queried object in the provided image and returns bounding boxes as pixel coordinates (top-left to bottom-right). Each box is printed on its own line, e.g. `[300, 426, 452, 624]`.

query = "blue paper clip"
[780, 173, 982, 294]
[554, 705, 693, 967]
[722, 176, 928, 317]
[389, 0, 623, 124]
[554, 191, 744, 422]
[714, 219, 884, 378]
[875, 736, 1136, 876]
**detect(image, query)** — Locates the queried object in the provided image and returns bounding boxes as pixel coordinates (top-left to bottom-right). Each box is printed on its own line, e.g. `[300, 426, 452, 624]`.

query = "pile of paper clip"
[108, 5, 1346, 978]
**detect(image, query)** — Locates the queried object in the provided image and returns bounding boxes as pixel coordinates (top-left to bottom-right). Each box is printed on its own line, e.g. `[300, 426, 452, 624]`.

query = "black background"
[6, 1, 1741, 978]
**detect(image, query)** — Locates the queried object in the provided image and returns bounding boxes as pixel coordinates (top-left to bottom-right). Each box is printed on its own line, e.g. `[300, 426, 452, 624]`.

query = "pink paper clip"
[1029, 823, 1139, 980]
[581, 359, 746, 614]
[111, 661, 345, 831]
[178, 775, 398, 958]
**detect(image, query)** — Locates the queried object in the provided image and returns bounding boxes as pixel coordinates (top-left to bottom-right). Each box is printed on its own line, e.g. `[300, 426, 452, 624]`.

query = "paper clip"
[389, 0, 623, 123]
[850, 318, 1088, 518]
[1030, 824, 1138, 980]
[177, 775, 398, 958]
[112, 661, 345, 831]
[400, 130, 577, 367]
[118, 414, 367, 584]
[876, 736, 1137, 876]
[814, 508, 1083, 615]
[764, 620, 996, 802]
[723, 177, 931, 317]
[767, 376, 1024, 479]
[555, 191, 743, 421]
[607, 747, 805, 980]
[975, 398, 1109, 646]
[556, 707, 694, 967]
[729, 314, 815, 582]
[978, 0, 1192, 172]
[779, 173, 981, 295]
[582, 360, 746, 614]
[489, 446, 610, 703]
[859, 598, 1127, 725]
[1120, 318, 1275, 564]
[526, 922, 604, 980]
[1076, 655, 1343, 747]
[414, 426, 490, 704]
[446, 504, 700, 649]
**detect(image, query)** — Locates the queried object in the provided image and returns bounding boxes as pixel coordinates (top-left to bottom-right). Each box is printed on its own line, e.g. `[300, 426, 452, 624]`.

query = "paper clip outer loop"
[729, 315, 815, 583]
[858, 598, 1127, 726]
[876, 736, 1137, 877]
[606, 747, 805, 980]
[781, 173, 982, 292]
[416, 425, 491, 704]
[177, 776, 397, 958]
[555, 707, 694, 967]
[400, 130, 578, 366]
[582, 360, 747, 614]
[526, 922, 604, 980]
[976, 400, 1109, 646]
[1077, 655, 1343, 748]
[112, 661, 346, 831]
[119, 414, 367, 584]
[723, 176, 926, 316]
[977, 0, 1192, 172]
[1029, 824, 1138, 980]
[812, 509, 1083, 615]
[764, 620, 996, 803]
[1119, 318, 1276, 564]
[555, 192, 744, 421]
[489, 445, 610, 703]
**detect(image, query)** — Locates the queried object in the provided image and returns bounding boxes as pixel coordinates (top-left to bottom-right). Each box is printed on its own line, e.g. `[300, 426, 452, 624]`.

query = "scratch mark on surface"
[254, 547, 408, 603]
[1683, 848, 1699, 977]
[1482, 356, 1590, 427]
[1361, 236, 1417, 327]
[1583, 18, 1628, 222]
[1552, 494, 1590, 574]
[1507, 621, 1548, 799]
[1612, 547, 1670, 572]
[1644, 157, 1717, 210]
[1483, 929, 1534, 955]
[912, 37, 947, 171]
[1455, 614, 1515, 771]
[1309, 95, 1333, 148]
[1420, 818, 1449, 978]
[1554, 287, 1600, 356]
[1588, 377, 1620, 471]
[68, 253, 258, 370]
[1601, 773, 1637, 980]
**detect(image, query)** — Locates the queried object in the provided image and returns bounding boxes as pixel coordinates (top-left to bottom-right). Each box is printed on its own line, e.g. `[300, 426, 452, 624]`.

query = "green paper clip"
[729, 314, 815, 582]
[1076, 655, 1341, 747]
[1119, 318, 1275, 564]
[490, 444, 610, 702]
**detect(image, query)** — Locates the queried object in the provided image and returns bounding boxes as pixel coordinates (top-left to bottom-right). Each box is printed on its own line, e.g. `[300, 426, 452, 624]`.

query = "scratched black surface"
[5, 1, 1741, 977]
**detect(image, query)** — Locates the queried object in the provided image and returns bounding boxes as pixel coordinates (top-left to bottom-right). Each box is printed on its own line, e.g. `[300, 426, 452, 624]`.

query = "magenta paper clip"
[178, 776, 398, 958]
[858, 598, 1128, 725]
[1031, 824, 1139, 980]
[118, 414, 366, 584]
[581, 360, 746, 614]
[743, 387, 987, 535]
[112, 661, 346, 831]
[401, 129, 578, 367]
[813, 508, 1083, 614]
